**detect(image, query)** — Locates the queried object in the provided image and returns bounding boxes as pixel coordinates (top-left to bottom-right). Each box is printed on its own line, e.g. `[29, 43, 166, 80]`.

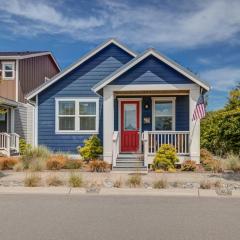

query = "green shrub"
[19, 138, 31, 155]
[24, 174, 42, 187]
[153, 179, 168, 189]
[153, 144, 178, 170]
[78, 135, 103, 161]
[46, 175, 64, 186]
[68, 173, 83, 187]
[182, 160, 197, 171]
[64, 159, 83, 169]
[21, 146, 51, 169]
[224, 153, 240, 172]
[127, 174, 142, 187]
[89, 160, 109, 172]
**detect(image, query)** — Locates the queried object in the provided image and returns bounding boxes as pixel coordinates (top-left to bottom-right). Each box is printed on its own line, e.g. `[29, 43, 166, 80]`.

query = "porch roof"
[0, 97, 18, 108]
[92, 49, 211, 92]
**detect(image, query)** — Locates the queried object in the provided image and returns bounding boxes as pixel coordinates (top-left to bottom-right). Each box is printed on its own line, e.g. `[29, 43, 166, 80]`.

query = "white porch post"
[189, 85, 200, 163]
[103, 86, 114, 164]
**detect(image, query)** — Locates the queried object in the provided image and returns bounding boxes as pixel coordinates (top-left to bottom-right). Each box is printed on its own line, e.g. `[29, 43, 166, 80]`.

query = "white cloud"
[201, 67, 240, 91]
[0, 0, 240, 48]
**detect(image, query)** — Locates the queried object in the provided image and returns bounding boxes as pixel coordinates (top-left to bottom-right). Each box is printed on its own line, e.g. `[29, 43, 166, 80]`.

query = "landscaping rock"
[103, 179, 113, 188]
[216, 188, 232, 196]
[143, 182, 151, 189]
[86, 184, 101, 193]
[183, 182, 200, 189]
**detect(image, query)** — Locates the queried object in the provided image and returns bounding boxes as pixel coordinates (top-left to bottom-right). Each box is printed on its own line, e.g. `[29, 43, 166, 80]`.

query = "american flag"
[192, 94, 206, 121]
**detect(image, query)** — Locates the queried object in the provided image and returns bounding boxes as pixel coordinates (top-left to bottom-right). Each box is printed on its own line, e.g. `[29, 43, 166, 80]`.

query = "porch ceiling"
[0, 97, 18, 108]
[114, 90, 189, 96]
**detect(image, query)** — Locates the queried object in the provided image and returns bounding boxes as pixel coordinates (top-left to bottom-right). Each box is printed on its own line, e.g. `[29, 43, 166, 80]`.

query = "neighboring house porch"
[0, 97, 20, 156]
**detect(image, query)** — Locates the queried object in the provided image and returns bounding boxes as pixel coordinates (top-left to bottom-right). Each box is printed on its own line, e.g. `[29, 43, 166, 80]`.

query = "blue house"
[27, 39, 210, 170]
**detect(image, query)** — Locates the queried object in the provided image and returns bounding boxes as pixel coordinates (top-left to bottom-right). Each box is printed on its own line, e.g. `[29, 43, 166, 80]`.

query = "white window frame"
[152, 97, 176, 131]
[2, 62, 15, 80]
[55, 98, 99, 134]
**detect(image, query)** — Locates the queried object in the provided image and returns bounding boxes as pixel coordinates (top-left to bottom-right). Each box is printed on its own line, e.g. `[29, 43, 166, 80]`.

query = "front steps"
[112, 154, 148, 172]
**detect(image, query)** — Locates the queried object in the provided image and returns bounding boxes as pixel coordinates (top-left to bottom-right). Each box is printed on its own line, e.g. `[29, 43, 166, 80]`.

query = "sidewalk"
[0, 186, 240, 198]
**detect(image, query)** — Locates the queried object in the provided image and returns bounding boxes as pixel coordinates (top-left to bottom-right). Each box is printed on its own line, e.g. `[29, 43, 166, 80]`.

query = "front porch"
[103, 84, 201, 170]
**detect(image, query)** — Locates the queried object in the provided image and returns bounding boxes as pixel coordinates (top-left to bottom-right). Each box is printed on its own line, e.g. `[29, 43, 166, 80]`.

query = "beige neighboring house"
[0, 51, 60, 156]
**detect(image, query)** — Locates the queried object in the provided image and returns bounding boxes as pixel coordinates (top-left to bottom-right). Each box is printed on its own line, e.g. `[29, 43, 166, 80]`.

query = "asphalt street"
[0, 194, 240, 240]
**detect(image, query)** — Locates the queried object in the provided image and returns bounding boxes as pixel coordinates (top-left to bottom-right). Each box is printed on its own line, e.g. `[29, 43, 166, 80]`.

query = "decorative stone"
[143, 182, 151, 189]
[183, 182, 199, 189]
[216, 188, 232, 196]
[86, 184, 101, 193]
[103, 179, 113, 188]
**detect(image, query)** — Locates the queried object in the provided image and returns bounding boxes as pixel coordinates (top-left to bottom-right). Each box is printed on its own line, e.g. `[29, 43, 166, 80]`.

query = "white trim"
[35, 95, 38, 146]
[93, 49, 210, 92]
[26, 39, 137, 100]
[2, 61, 15, 80]
[55, 98, 99, 134]
[15, 60, 19, 101]
[118, 98, 142, 153]
[152, 97, 176, 131]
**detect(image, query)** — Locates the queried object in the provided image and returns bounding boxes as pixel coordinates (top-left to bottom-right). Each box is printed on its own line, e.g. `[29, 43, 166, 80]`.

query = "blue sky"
[0, 0, 240, 111]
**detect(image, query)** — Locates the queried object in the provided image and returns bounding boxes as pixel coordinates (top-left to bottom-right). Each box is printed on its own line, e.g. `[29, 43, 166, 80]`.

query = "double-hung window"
[2, 62, 15, 80]
[152, 97, 175, 131]
[56, 98, 99, 134]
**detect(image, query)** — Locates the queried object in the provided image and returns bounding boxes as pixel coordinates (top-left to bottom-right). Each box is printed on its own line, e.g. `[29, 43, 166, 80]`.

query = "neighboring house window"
[56, 98, 99, 134]
[2, 62, 15, 80]
[152, 97, 176, 131]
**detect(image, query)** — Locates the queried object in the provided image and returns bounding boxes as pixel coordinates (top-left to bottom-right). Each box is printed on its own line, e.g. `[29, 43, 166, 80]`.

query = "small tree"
[153, 144, 178, 170]
[78, 135, 103, 161]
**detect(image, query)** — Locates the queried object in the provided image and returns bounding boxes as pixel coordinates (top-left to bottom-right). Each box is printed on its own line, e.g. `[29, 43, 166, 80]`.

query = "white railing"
[0, 132, 20, 156]
[143, 131, 190, 157]
[10, 133, 20, 152]
[0, 133, 10, 156]
[112, 131, 119, 167]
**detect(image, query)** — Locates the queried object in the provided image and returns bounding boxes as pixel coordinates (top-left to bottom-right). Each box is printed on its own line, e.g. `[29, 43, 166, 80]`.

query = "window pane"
[124, 104, 136, 130]
[80, 117, 96, 130]
[4, 64, 13, 71]
[79, 102, 96, 115]
[5, 71, 13, 78]
[59, 117, 75, 130]
[59, 101, 75, 115]
[155, 117, 172, 130]
[155, 101, 172, 116]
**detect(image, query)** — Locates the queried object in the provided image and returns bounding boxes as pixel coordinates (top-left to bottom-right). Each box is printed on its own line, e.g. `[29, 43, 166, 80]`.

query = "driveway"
[0, 195, 239, 240]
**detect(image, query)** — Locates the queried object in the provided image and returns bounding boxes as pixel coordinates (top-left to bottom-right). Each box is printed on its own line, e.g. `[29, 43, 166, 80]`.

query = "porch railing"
[142, 131, 190, 158]
[112, 131, 119, 167]
[0, 132, 20, 156]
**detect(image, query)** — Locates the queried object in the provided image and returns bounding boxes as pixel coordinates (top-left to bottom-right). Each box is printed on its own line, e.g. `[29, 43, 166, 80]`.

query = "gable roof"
[26, 39, 137, 100]
[92, 48, 210, 92]
[0, 51, 60, 72]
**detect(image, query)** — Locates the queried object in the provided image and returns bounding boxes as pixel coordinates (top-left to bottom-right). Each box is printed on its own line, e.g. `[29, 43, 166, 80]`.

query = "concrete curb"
[0, 187, 240, 198]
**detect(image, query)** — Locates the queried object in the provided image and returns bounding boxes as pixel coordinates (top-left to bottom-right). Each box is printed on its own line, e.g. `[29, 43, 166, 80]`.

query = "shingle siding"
[38, 44, 133, 153]
[110, 55, 193, 85]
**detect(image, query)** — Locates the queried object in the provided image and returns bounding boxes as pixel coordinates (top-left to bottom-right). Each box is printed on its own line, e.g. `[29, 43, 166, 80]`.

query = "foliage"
[64, 159, 83, 169]
[68, 173, 83, 187]
[127, 174, 142, 187]
[13, 162, 24, 172]
[21, 146, 51, 169]
[113, 178, 123, 188]
[153, 179, 168, 189]
[224, 153, 240, 172]
[168, 168, 177, 173]
[29, 159, 46, 172]
[78, 135, 103, 161]
[0, 157, 19, 170]
[46, 154, 67, 170]
[201, 84, 240, 155]
[181, 160, 197, 171]
[46, 175, 64, 186]
[24, 174, 42, 187]
[200, 149, 222, 172]
[153, 144, 178, 170]
[89, 160, 109, 172]
[19, 138, 31, 155]
[200, 180, 211, 189]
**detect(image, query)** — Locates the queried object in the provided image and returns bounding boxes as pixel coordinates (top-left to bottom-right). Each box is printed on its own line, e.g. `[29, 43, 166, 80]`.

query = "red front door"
[120, 101, 140, 153]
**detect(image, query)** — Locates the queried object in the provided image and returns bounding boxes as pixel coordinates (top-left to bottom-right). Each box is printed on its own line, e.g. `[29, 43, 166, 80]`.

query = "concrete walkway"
[0, 186, 240, 198]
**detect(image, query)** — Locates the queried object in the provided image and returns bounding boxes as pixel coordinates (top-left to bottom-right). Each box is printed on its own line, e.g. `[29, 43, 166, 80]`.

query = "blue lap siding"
[110, 55, 193, 85]
[38, 44, 133, 153]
